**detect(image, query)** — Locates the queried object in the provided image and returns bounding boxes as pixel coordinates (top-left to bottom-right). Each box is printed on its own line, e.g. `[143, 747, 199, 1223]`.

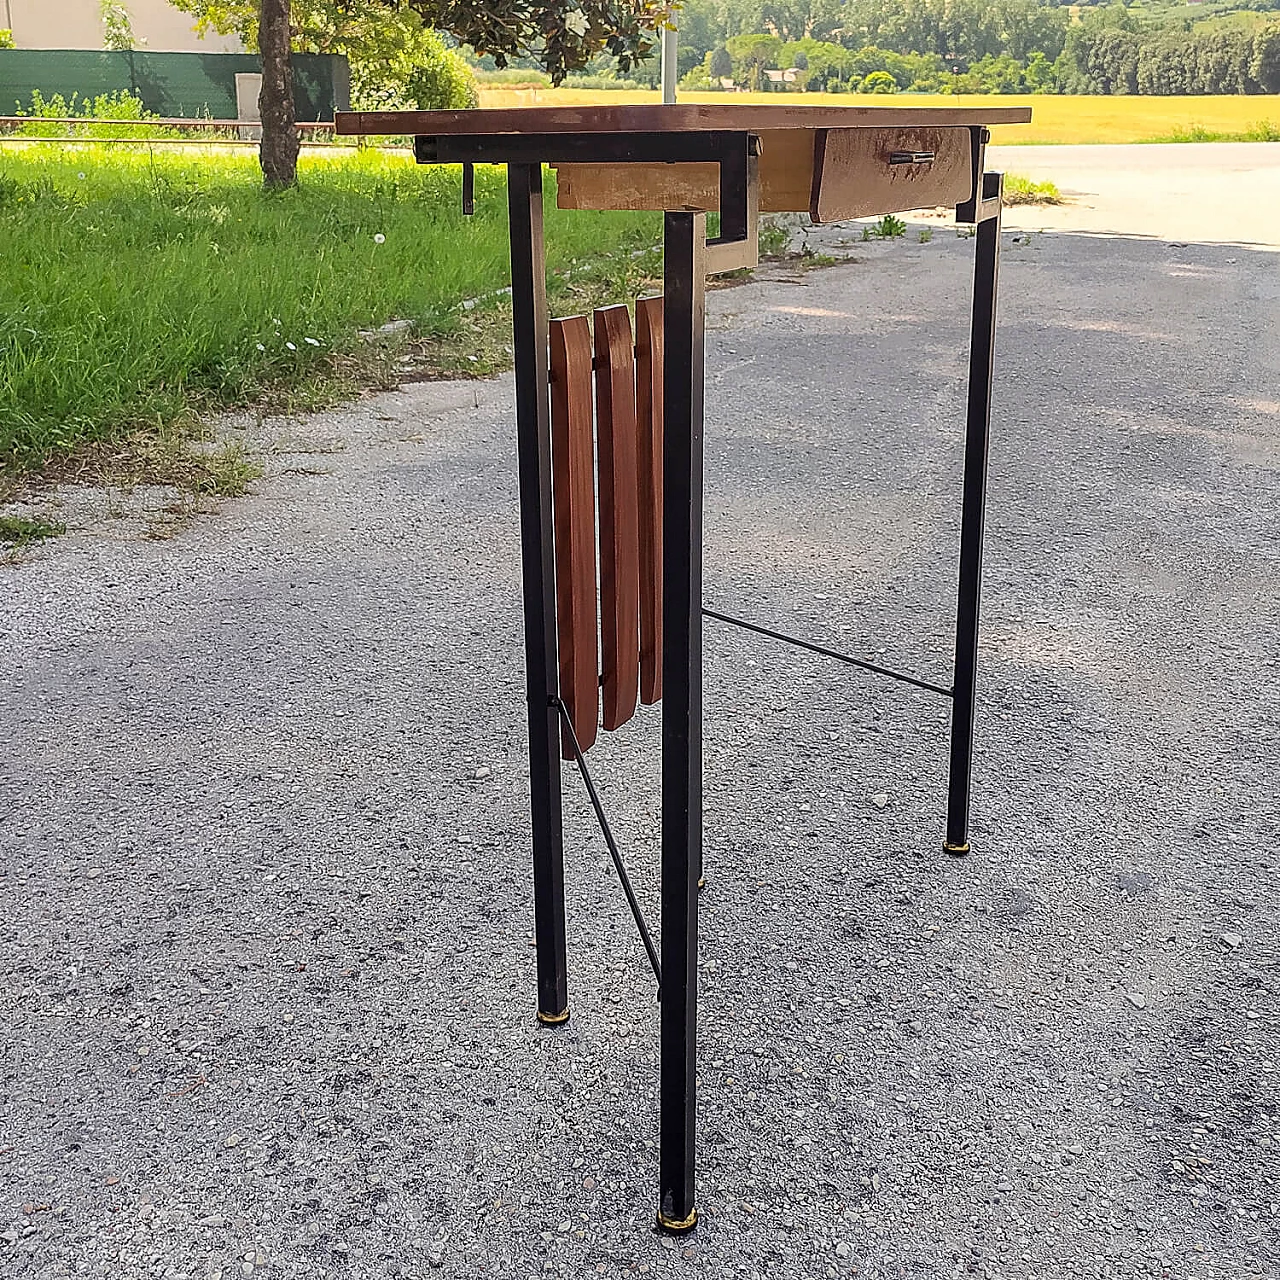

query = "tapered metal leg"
[508, 163, 570, 1022]
[657, 212, 705, 1233]
[946, 197, 1002, 857]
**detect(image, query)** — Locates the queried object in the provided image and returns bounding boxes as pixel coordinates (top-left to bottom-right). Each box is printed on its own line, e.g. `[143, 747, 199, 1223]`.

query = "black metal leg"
[657, 211, 706, 1233]
[946, 193, 1002, 857]
[508, 163, 570, 1022]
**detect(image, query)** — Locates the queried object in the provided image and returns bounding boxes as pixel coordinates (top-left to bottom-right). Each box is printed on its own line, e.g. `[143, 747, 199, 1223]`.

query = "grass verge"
[0, 146, 659, 482]
[1146, 122, 1280, 143]
[1, 148, 855, 501]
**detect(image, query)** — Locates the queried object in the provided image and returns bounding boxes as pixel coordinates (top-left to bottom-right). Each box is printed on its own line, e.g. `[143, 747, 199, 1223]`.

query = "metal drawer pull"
[888, 150, 935, 165]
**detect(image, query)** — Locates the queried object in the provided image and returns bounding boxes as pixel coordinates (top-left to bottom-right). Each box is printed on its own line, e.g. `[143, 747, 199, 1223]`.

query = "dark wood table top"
[335, 102, 1032, 137]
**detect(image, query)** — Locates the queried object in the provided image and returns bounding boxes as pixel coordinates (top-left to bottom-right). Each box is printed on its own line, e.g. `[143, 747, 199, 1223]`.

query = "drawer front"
[811, 127, 973, 224]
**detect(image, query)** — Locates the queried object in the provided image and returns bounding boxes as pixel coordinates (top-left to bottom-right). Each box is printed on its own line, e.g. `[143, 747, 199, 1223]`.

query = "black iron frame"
[420, 125, 1004, 1232]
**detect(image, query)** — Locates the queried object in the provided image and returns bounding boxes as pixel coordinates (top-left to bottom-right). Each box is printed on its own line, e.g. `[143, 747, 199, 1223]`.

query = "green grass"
[1146, 121, 1280, 143]
[0, 147, 658, 474]
[1004, 174, 1064, 205]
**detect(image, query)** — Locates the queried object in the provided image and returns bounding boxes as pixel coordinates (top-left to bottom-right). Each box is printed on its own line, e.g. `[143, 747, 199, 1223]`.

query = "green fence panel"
[0, 49, 348, 120]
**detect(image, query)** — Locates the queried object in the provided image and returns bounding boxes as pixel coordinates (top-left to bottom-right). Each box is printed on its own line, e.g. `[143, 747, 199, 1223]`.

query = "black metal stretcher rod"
[415, 128, 748, 167]
[702, 606, 953, 699]
[553, 697, 663, 987]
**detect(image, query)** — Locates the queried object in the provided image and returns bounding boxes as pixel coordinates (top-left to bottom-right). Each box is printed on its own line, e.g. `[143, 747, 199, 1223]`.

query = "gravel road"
[988, 141, 1280, 247]
[2, 222, 1278, 1279]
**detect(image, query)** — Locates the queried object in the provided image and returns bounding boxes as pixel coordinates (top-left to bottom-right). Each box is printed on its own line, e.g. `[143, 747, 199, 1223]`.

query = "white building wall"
[6, 0, 244, 52]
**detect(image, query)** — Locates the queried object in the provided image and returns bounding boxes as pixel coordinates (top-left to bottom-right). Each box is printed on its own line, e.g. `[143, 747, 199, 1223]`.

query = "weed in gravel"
[873, 214, 908, 239]
[758, 217, 791, 258]
[0, 514, 65, 547]
[2, 427, 263, 505]
[1004, 174, 1064, 206]
[861, 215, 908, 240]
[799, 246, 838, 266]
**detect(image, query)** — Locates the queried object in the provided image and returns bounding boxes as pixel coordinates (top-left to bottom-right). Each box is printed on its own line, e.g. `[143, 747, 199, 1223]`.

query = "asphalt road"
[2, 196, 1279, 1276]
[988, 142, 1280, 247]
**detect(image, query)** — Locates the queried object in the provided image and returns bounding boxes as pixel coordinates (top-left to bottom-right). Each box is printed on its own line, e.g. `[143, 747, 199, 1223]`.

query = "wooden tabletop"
[335, 103, 1032, 137]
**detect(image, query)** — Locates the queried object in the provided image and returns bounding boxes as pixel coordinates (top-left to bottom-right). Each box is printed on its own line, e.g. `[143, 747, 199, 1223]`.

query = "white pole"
[660, 22, 678, 104]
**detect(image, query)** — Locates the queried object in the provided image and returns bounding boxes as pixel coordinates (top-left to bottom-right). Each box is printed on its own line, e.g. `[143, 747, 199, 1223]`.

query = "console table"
[335, 102, 1031, 1233]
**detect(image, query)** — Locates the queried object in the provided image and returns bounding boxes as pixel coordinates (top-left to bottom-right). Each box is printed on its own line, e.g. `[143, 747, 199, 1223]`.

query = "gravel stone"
[2, 212, 1278, 1279]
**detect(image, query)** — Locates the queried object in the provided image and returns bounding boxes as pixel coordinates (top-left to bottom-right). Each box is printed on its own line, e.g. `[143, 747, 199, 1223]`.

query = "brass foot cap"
[536, 1007, 570, 1026]
[944, 840, 971, 857]
[697, 875, 707, 890]
[656, 1207, 697, 1234]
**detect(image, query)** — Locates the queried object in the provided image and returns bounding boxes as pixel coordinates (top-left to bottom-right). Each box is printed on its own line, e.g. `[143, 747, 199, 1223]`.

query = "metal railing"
[0, 116, 407, 147]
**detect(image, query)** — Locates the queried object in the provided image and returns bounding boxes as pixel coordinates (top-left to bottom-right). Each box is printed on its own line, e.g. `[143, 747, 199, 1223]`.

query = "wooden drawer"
[552, 125, 975, 222]
[810, 127, 972, 223]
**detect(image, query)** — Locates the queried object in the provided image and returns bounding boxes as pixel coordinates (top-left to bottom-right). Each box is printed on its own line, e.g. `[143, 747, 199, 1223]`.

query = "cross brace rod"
[702, 607, 953, 699]
[553, 697, 663, 987]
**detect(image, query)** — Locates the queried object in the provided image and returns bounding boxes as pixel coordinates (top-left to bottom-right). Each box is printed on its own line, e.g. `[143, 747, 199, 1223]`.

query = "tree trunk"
[258, 0, 299, 190]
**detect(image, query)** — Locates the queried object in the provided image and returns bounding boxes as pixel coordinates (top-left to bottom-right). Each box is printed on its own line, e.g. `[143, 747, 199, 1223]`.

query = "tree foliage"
[841, 0, 1069, 65]
[672, 0, 1280, 97]
[100, 1, 137, 50]
[670, 0, 1068, 88]
[175, 0, 668, 85]
[756, 0, 845, 43]
[173, 1, 478, 108]
[1255, 23, 1280, 90]
[724, 31, 784, 86]
[673, 0, 1068, 69]
[400, 0, 668, 82]
[860, 68, 896, 91]
[1056, 7, 1280, 95]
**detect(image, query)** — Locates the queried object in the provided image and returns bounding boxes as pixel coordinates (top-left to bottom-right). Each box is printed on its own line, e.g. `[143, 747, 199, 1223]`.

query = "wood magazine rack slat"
[595, 305, 642, 733]
[549, 315, 598, 758]
[548, 299, 667, 755]
[635, 297, 665, 707]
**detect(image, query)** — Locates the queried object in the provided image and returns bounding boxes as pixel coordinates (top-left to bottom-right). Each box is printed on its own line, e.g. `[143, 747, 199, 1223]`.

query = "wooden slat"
[595, 305, 641, 732]
[335, 104, 1033, 137]
[549, 315, 599, 758]
[811, 126, 972, 224]
[635, 296, 664, 706]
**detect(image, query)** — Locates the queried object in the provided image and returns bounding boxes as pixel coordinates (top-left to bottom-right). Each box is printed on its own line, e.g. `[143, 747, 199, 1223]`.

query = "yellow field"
[476, 88, 1280, 145]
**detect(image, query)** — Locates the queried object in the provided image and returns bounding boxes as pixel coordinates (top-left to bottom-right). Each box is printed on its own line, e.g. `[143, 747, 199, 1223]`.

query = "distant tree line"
[670, 0, 1280, 94]
[1059, 12, 1280, 94]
